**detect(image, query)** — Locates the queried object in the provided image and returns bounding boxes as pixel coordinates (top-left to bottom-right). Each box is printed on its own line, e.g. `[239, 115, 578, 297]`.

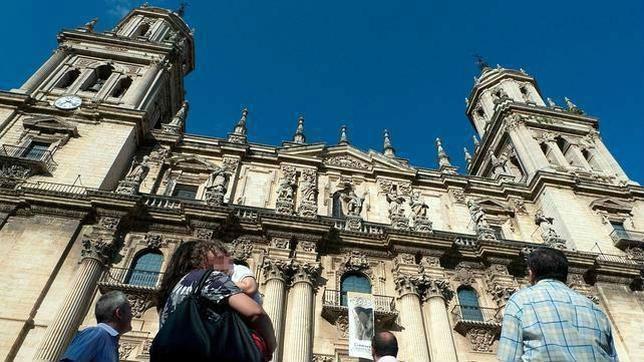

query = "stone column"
[282, 261, 320, 362]
[504, 115, 551, 177]
[19, 47, 69, 94]
[591, 134, 630, 181]
[33, 216, 123, 361]
[423, 279, 458, 362]
[122, 60, 164, 108]
[261, 258, 291, 362]
[395, 275, 431, 362]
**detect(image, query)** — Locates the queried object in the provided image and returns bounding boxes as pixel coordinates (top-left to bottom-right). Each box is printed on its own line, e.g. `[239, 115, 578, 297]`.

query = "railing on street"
[99, 266, 163, 290]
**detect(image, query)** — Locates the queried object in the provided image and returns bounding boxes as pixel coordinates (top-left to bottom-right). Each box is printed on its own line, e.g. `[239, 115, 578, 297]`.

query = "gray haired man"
[61, 291, 133, 362]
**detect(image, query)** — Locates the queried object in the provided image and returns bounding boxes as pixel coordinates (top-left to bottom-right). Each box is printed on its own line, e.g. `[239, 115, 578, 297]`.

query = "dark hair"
[156, 239, 229, 311]
[527, 247, 568, 283]
[372, 331, 398, 358]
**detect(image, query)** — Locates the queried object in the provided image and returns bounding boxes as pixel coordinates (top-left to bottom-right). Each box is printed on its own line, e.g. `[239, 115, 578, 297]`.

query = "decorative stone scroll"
[291, 261, 321, 288]
[297, 168, 318, 218]
[143, 234, 166, 250]
[126, 292, 154, 319]
[194, 228, 215, 240]
[262, 258, 292, 282]
[275, 165, 297, 215]
[80, 216, 123, 265]
[323, 154, 370, 170]
[230, 237, 254, 261]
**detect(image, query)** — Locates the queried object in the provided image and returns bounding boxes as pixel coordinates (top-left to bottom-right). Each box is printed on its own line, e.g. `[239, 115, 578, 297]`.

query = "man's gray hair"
[95, 291, 129, 323]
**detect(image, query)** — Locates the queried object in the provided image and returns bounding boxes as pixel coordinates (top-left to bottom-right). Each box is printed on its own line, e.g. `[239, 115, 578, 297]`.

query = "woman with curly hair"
[154, 239, 276, 361]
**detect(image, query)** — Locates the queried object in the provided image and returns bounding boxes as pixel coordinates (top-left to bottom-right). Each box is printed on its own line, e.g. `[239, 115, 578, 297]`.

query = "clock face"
[54, 95, 82, 110]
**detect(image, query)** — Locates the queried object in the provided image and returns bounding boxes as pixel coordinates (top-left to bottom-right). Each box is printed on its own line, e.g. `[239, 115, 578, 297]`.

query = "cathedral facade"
[0, 6, 642, 362]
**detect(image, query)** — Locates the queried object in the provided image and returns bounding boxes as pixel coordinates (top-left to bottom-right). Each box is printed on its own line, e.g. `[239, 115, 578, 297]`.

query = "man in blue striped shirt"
[497, 247, 618, 362]
[61, 291, 133, 362]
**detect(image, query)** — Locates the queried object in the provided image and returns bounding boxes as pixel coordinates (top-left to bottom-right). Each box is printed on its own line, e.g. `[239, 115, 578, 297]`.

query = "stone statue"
[386, 188, 406, 218]
[169, 101, 189, 128]
[564, 97, 584, 114]
[409, 192, 429, 219]
[298, 170, 318, 217]
[344, 190, 364, 217]
[204, 166, 229, 205]
[467, 199, 490, 229]
[126, 156, 150, 183]
[490, 151, 510, 177]
[83, 18, 98, 32]
[546, 97, 557, 108]
[534, 210, 564, 247]
[275, 171, 297, 214]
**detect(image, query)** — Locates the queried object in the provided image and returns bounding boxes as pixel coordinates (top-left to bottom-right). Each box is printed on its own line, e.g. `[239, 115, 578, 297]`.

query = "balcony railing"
[19, 180, 87, 196]
[321, 289, 397, 324]
[143, 195, 182, 210]
[99, 266, 164, 291]
[610, 229, 644, 249]
[0, 144, 57, 174]
[451, 304, 501, 335]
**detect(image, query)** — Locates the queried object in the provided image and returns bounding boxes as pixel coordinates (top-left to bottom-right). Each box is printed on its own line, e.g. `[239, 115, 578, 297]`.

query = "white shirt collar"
[97, 323, 119, 337]
[376, 356, 398, 362]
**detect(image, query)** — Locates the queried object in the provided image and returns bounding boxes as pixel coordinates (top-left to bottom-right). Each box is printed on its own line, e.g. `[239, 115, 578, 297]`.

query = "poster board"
[347, 291, 374, 359]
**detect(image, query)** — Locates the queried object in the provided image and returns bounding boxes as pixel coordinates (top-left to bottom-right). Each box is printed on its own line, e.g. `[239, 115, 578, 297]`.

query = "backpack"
[150, 269, 263, 362]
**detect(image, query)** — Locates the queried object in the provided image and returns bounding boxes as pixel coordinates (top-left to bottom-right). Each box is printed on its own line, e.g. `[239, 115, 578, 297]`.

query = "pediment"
[474, 197, 513, 215]
[590, 197, 632, 214]
[22, 116, 78, 136]
[167, 155, 217, 172]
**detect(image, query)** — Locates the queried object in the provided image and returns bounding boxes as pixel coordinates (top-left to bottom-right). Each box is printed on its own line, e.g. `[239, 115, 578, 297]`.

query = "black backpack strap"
[194, 269, 214, 297]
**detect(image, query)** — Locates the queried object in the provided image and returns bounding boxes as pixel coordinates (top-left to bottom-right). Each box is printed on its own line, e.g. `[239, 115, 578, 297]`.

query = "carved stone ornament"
[394, 274, 419, 297]
[144, 234, 166, 249]
[466, 328, 497, 353]
[0, 163, 32, 181]
[453, 264, 477, 286]
[345, 215, 363, 231]
[81, 234, 121, 265]
[298, 168, 318, 218]
[204, 166, 230, 206]
[323, 154, 371, 170]
[624, 246, 644, 260]
[194, 228, 215, 240]
[394, 253, 416, 267]
[568, 273, 599, 304]
[269, 237, 290, 250]
[118, 342, 136, 360]
[504, 114, 525, 131]
[149, 146, 171, 163]
[336, 314, 349, 339]
[377, 178, 412, 196]
[340, 250, 369, 274]
[127, 292, 153, 318]
[230, 237, 253, 261]
[467, 199, 497, 241]
[422, 278, 454, 302]
[509, 197, 528, 214]
[535, 210, 567, 249]
[448, 187, 466, 204]
[99, 216, 120, 231]
[312, 354, 335, 362]
[262, 258, 291, 282]
[296, 240, 316, 253]
[117, 156, 150, 195]
[275, 165, 297, 215]
[291, 261, 321, 287]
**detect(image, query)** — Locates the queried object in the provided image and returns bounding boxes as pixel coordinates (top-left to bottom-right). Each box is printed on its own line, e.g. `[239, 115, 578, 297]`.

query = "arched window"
[55, 69, 80, 89]
[85, 64, 113, 93]
[457, 286, 484, 321]
[111, 76, 132, 98]
[126, 250, 163, 287]
[340, 273, 371, 306]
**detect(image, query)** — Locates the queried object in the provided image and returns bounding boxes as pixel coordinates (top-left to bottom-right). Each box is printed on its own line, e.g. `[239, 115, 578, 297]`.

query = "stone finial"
[383, 129, 395, 157]
[175, 2, 188, 17]
[339, 125, 349, 145]
[436, 138, 457, 174]
[564, 97, 584, 115]
[293, 115, 306, 144]
[464, 147, 472, 168]
[227, 108, 249, 143]
[472, 135, 480, 148]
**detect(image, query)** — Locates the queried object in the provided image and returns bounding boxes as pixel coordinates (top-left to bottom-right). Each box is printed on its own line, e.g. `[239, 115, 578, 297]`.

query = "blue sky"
[1, 1, 642, 182]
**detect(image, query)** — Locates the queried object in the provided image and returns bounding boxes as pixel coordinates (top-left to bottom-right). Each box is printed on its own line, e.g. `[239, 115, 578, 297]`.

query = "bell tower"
[464, 62, 633, 186]
[0, 5, 195, 189]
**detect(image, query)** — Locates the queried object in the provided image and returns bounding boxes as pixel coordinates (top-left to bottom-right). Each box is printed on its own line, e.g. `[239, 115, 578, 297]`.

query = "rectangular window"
[490, 225, 504, 240]
[610, 221, 626, 232]
[172, 184, 198, 200]
[23, 142, 50, 161]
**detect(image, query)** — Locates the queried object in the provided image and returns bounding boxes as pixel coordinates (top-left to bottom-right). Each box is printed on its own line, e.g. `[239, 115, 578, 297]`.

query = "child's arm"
[235, 275, 258, 296]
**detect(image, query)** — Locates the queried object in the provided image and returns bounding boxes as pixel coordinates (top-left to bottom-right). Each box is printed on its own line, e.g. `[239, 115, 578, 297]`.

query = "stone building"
[0, 5, 642, 362]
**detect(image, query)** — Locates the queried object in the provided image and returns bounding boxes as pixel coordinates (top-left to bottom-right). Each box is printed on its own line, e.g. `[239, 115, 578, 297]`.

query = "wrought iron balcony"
[451, 304, 501, 336]
[610, 229, 644, 249]
[98, 266, 164, 293]
[321, 289, 398, 324]
[0, 144, 57, 176]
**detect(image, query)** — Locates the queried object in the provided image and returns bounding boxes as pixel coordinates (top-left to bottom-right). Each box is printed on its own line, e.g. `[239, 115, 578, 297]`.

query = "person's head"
[157, 239, 232, 310]
[527, 247, 568, 285]
[372, 331, 398, 360]
[95, 291, 132, 334]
